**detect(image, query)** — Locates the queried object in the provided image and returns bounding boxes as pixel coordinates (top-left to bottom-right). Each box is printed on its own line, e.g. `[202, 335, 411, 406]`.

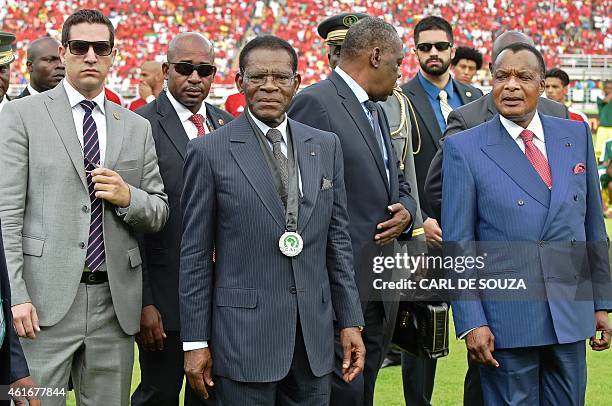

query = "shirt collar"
[27, 84, 40, 95]
[500, 111, 545, 143]
[247, 109, 289, 142]
[417, 71, 454, 100]
[335, 66, 369, 104]
[166, 90, 207, 123]
[62, 79, 106, 115]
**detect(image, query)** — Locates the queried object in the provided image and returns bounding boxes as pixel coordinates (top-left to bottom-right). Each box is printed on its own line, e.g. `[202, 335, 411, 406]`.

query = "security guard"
[317, 13, 435, 406]
[0, 32, 16, 113]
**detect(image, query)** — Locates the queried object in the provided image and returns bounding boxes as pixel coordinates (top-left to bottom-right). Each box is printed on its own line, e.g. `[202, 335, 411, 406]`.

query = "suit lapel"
[103, 100, 126, 170]
[158, 92, 189, 160]
[229, 115, 286, 229]
[540, 117, 572, 236]
[405, 78, 443, 146]
[44, 85, 88, 190]
[206, 104, 228, 130]
[481, 117, 551, 208]
[330, 72, 388, 190]
[455, 80, 477, 105]
[290, 120, 320, 233]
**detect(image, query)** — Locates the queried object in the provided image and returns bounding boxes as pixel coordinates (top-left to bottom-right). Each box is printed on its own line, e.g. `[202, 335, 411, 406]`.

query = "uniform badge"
[279, 231, 303, 257]
[466, 91, 472, 98]
[218, 118, 224, 126]
[343, 15, 359, 27]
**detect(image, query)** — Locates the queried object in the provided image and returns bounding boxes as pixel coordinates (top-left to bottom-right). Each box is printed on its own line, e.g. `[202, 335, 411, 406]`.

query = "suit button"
[79, 242, 86, 249]
[573, 194, 578, 201]
[289, 286, 297, 294]
[517, 200, 524, 206]
[82, 205, 89, 213]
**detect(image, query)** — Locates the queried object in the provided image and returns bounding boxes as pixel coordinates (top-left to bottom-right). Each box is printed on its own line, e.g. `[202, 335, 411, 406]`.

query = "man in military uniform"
[0, 32, 16, 113]
[317, 14, 434, 406]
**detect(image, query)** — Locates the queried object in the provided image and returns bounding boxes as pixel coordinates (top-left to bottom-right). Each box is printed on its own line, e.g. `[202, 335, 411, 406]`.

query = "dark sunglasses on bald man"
[65, 40, 113, 56]
[168, 62, 216, 77]
[416, 42, 452, 52]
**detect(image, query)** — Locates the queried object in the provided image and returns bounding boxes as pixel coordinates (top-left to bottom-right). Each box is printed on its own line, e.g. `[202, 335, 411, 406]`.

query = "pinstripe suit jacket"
[442, 114, 612, 348]
[179, 113, 364, 382]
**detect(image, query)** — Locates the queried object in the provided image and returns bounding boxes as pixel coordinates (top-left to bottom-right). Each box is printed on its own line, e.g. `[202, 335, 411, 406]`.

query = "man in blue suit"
[442, 43, 612, 405]
[179, 35, 365, 405]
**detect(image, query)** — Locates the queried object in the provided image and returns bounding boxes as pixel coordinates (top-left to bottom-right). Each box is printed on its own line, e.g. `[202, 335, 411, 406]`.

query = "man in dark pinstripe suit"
[179, 35, 365, 405]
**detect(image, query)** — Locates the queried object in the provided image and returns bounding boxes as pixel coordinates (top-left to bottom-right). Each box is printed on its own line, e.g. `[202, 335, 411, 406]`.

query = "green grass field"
[65, 220, 612, 405]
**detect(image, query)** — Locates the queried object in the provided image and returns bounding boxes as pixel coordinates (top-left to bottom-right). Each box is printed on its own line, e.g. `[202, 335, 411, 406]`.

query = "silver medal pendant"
[278, 231, 303, 257]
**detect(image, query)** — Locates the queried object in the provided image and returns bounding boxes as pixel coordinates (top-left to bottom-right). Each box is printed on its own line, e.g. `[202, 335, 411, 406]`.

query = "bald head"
[26, 36, 64, 92]
[139, 61, 164, 95]
[492, 31, 534, 64]
[167, 32, 214, 61]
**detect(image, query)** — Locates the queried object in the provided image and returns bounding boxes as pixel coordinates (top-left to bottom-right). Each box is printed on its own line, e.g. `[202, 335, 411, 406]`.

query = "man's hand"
[423, 217, 443, 249]
[185, 348, 214, 399]
[465, 326, 499, 367]
[91, 167, 131, 208]
[374, 203, 411, 245]
[590, 311, 611, 351]
[138, 82, 154, 100]
[339, 327, 366, 383]
[11, 375, 41, 406]
[12, 303, 39, 339]
[136, 305, 167, 351]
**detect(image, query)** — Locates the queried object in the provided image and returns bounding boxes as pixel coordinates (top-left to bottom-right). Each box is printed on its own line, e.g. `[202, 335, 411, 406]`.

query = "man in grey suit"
[0, 9, 168, 405]
[180, 35, 365, 405]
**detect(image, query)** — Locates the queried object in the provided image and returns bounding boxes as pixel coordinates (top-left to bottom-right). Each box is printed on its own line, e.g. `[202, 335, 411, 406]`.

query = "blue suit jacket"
[442, 114, 612, 349]
[179, 114, 364, 382]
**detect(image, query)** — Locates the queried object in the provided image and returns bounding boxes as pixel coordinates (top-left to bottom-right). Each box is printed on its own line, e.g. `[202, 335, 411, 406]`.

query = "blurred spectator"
[224, 91, 245, 117]
[596, 80, 612, 161]
[128, 61, 163, 111]
[601, 161, 612, 217]
[105, 86, 123, 105]
[451, 46, 483, 85]
[544, 68, 587, 121]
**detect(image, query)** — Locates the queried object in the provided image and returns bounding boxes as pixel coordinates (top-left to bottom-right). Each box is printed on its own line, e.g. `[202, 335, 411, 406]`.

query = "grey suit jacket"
[424, 93, 570, 220]
[180, 114, 364, 382]
[0, 83, 169, 335]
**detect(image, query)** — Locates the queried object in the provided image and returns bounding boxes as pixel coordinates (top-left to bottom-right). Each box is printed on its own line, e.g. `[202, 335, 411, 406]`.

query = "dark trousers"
[330, 300, 386, 406]
[215, 321, 331, 405]
[463, 355, 484, 406]
[131, 331, 216, 406]
[479, 341, 586, 406]
[401, 352, 437, 406]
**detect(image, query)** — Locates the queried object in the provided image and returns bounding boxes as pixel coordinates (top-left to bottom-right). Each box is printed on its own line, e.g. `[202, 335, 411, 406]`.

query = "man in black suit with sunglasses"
[132, 32, 233, 406]
[399, 16, 481, 406]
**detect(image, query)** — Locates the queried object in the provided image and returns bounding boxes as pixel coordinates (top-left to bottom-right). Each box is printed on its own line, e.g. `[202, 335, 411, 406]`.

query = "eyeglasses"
[168, 62, 216, 77]
[416, 42, 452, 52]
[242, 73, 296, 86]
[65, 40, 113, 56]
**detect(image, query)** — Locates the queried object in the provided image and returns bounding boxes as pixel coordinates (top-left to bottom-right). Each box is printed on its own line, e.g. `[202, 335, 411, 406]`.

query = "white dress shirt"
[183, 110, 303, 353]
[63, 79, 107, 165]
[166, 90, 209, 139]
[334, 66, 390, 182]
[0, 96, 8, 113]
[27, 84, 40, 96]
[500, 111, 547, 159]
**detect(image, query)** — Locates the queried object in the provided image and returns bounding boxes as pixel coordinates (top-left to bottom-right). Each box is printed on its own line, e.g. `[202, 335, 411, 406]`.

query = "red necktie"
[519, 129, 552, 189]
[189, 114, 206, 137]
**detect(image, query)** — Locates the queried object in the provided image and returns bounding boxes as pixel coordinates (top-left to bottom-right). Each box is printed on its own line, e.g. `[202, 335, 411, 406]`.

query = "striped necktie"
[438, 90, 453, 123]
[80, 100, 106, 271]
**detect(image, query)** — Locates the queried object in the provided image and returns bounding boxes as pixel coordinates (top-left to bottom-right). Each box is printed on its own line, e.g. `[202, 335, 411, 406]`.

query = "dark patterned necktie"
[265, 128, 288, 205]
[80, 100, 105, 271]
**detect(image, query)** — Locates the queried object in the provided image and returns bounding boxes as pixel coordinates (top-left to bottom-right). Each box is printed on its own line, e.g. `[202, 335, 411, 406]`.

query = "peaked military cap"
[0, 32, 16, 65]
[317, 12, 369, 46]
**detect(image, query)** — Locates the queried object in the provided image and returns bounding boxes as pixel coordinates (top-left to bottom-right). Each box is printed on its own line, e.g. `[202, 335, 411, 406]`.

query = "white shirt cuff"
[458, 327, 477, 340]
[183, 341, 208, 351]
[145, 95, 156, 103]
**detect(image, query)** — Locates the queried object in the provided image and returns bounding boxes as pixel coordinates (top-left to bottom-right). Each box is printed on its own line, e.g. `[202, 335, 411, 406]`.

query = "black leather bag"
[392, 301, 449, 359]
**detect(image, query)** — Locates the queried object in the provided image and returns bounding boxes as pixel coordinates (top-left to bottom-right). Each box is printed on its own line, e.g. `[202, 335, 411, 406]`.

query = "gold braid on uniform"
[391, 86, 422, 156]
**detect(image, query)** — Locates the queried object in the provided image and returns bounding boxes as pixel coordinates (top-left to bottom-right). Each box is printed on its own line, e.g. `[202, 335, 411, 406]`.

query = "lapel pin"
[466, 91, 472, 97]
[113, 112, 120, 120]
[218, 118, 224, 126]
[565, 142, 571, 147]
[310, 151, 316, 156]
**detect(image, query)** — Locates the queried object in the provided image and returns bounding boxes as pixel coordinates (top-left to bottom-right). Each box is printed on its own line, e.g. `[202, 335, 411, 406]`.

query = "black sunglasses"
[416, 42, 452, 52]
[168, 62, 216, 77]
[65, 40, 113, 56]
